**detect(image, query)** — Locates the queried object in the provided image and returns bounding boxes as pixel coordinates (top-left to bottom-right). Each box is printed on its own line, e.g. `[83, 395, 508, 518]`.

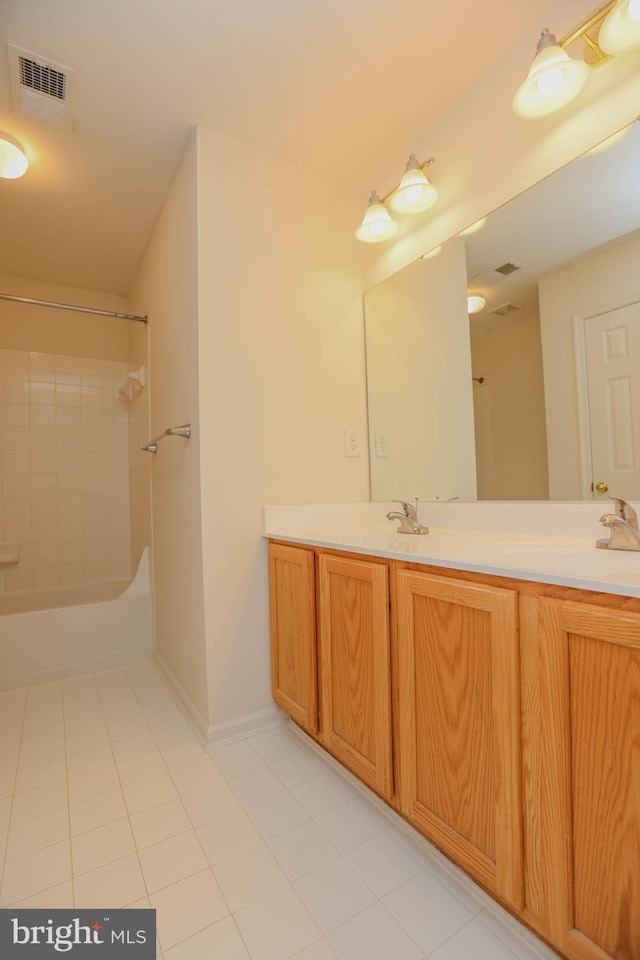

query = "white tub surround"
[0, 549, 152, 691]
[264, 501, 640, 598]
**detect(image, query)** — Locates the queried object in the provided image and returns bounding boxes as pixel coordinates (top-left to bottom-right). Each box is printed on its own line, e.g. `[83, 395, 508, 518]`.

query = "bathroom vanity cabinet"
[316, 553, 393, 799]
[268, 542, 318, 734]
[267, 538, 640, 960]
[395, 569, 523, 910]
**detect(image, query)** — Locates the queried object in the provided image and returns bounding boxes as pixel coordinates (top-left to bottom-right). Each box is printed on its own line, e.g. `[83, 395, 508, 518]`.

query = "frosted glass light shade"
[513, 33, 589, 119]
[355, 191, 397, 243]
[0, 137, 28, 179]
[389, 156, 438, 214]
[599, 0, 640, 55]
[467, 295, 486, 314]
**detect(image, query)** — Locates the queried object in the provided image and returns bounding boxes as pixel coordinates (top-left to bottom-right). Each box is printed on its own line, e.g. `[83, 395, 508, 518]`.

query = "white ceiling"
[0, 0, 557, 295]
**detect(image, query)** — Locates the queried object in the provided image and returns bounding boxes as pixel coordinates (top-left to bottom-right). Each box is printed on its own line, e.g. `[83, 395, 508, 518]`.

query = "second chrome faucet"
[596, 496, 640, 551]
[386, 499, 429, 535]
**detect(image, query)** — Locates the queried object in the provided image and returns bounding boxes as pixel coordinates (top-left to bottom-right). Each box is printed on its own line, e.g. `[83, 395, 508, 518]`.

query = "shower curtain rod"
[0, 293, 148, 324]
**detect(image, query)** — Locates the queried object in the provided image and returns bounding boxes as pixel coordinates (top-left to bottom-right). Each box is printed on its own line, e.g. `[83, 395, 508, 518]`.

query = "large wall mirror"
[365, 121, 640, 503]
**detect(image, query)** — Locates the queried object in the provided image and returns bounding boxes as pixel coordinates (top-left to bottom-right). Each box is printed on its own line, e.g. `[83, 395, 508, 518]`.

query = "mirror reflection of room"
[365, 120, 640, 503]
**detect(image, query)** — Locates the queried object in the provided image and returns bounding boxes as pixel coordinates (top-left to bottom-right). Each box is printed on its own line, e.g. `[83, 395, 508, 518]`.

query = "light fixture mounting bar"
[379, 157, 434, 205]
[558, 0, 615, 49]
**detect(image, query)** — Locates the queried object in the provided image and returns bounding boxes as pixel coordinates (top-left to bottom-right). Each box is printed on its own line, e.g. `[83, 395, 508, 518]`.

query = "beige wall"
[196, 126, 367, 737]
[129, 134, 209, 728]
[539, 230, 640, 499]
[471, 311, 548, 500]
[365, 240, 476, 501]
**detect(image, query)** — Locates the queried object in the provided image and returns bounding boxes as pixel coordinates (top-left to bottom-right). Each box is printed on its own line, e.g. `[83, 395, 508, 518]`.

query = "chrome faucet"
[596, 496, 640, 551]
[386, 499, 429, 535]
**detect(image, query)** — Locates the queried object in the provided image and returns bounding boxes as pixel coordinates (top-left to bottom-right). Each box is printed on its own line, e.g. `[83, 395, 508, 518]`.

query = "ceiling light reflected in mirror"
[467, 294, 486, 314]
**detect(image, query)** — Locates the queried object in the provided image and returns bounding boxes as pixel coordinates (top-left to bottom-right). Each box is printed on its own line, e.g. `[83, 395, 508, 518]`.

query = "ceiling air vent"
[472, 260, 525, 285]
[7, 43, 75, 130]
[494, 260, 522, 276]
[490, 303, 521, 318]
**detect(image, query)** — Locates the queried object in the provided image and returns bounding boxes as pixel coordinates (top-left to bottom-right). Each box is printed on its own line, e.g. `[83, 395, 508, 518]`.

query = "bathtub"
[0, 549, 153, 691]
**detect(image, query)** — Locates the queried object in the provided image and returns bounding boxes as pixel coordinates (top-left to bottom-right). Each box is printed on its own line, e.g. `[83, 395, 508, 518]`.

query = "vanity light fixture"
[0, 135, 28, 179]
[467, 294, 486, 314]
[599, 0, 640, 54]
[355, 190, 398, 243]
[388, 155, 439, 214]
[355, 155, 437, 243]
[515, 2, 640, 120]
[513, 28, 590, 119]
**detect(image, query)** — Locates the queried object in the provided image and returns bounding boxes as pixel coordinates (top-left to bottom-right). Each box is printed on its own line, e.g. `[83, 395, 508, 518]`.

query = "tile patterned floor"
[0, 664, 557, 960]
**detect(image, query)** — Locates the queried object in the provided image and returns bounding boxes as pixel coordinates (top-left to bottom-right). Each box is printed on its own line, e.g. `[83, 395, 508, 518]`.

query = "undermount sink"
[0, 543, 20, 565]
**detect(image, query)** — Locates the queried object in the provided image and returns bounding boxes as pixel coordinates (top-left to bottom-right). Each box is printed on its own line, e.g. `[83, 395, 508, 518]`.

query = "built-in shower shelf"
[0, 544, 20, 564]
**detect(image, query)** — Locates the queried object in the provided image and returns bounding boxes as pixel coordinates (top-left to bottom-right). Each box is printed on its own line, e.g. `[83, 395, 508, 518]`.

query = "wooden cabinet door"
[317, 553, 393, 799]
[539, 598, 640, 960]
[395, 569, 523, 908]
[268, 542, 318, 735]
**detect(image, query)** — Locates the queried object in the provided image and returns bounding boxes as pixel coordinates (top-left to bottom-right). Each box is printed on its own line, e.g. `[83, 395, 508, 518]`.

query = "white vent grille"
[8, 44, 75, 130]
[19, 57, 66, 99]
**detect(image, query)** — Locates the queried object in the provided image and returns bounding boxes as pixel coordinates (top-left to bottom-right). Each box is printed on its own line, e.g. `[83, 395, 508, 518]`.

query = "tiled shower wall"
[0, 349, 131, 592]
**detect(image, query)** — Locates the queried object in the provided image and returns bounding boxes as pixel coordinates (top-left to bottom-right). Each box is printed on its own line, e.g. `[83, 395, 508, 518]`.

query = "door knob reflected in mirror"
[595, 481, 609, 493]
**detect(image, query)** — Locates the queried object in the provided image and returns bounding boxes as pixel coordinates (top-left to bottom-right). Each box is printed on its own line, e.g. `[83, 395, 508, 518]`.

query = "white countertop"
[264, 502, 640, 598]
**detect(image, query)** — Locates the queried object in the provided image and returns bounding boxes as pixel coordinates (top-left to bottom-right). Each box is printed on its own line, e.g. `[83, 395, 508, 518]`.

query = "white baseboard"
[206, 705, 287, 748]
[152, 651, 210, 748]
[152, 651, 286, 749]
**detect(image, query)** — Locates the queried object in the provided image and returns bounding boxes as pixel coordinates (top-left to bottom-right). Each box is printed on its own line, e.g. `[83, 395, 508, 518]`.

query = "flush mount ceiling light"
[467, 294, 486, 314]
[515, 2, 640, 120]
[388, 154, 439, 214]
[355, 190, 398, 243]
[599, 0, 640, 54]
[355, 155, 437, 243]
[513, 28, 590, 119]
[0, 134, 28, 179]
